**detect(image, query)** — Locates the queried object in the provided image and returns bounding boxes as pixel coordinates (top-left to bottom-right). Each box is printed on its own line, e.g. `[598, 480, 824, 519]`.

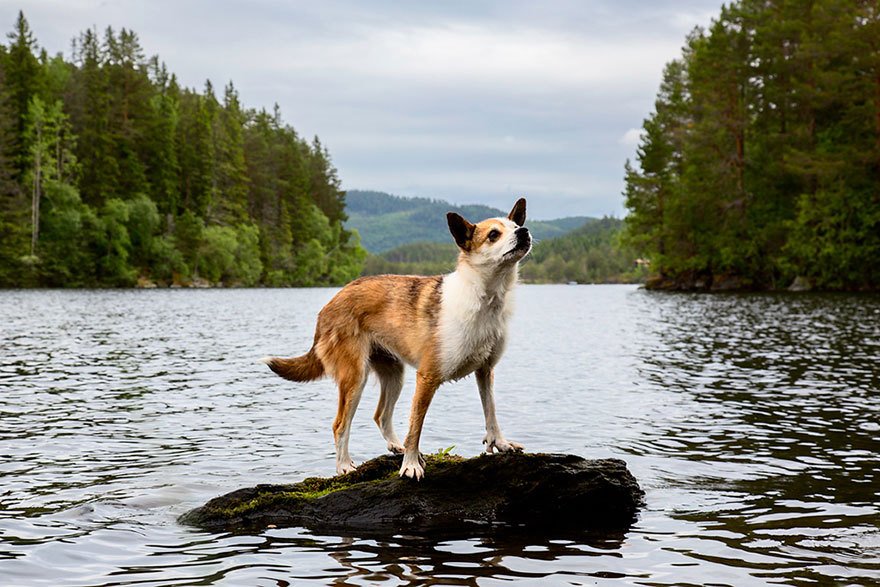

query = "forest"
[0, 12, 365, 287]
[624, 0, 880, 291]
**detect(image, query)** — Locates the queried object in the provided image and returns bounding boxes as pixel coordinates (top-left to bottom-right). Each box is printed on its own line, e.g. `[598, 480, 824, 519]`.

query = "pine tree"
[69, 27, 118, 206]
[5, 11, 42, 179]
[209, 82, 249, 224]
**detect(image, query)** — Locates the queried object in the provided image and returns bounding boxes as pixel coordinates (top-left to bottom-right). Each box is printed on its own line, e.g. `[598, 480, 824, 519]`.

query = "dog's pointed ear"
[508, 197, 527, 226]
[447, 212, 475, 250]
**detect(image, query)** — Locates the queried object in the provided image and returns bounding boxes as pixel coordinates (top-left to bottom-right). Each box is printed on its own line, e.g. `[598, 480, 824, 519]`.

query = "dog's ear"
[447, 212, 475, 250]
[508, 197, 527, 226]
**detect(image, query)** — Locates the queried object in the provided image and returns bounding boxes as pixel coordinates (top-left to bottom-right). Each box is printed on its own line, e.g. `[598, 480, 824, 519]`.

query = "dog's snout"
[515, 227, 530, 242]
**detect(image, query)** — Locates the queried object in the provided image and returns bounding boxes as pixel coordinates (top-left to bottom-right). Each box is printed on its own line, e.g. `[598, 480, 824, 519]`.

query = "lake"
[1, 285, 878, 585]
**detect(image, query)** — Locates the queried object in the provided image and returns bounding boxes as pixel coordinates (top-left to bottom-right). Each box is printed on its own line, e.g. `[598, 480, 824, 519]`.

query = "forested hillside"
[0, 12, 365, 287]
[347, 190, 589, 252]
[363, 217, 645, 284]
[520, 217, 645, 283]
[624, 0, 880, 291]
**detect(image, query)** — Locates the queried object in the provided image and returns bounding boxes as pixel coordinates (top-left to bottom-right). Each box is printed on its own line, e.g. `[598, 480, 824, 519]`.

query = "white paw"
[387, 442, 405, 455]
[483, 436, 524, 454]
[336, 460, 357, 475]
[399, 453, 425, 480]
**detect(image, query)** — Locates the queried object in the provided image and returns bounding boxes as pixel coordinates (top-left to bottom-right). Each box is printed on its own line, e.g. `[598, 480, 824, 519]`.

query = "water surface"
[1, 285, 878, 585]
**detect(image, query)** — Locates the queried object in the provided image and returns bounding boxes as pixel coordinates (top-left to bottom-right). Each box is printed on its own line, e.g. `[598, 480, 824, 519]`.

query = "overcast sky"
[5, 1, 723, 219]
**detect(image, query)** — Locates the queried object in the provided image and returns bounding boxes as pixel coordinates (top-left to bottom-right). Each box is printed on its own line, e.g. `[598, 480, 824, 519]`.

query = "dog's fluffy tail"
[261, 348, 325, 382]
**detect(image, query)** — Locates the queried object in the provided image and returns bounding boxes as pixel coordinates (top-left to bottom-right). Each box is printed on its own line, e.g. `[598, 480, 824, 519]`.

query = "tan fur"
[265, 198, 531, 479]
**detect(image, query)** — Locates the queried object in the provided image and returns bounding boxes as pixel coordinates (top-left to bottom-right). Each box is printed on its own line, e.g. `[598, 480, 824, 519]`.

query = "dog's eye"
[487, 229, 501, 242]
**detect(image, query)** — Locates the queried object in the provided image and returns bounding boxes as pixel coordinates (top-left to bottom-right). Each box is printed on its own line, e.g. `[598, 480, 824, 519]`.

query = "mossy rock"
[179, 452, 644, 534]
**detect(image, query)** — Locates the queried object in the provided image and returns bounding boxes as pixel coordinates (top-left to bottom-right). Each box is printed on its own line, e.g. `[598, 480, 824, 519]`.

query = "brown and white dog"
[262, 198, 531, 480]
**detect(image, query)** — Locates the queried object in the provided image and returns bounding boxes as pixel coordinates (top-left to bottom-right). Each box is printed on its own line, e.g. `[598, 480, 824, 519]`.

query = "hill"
[363, 216, 647, 284]
[346, 190, 589, 253]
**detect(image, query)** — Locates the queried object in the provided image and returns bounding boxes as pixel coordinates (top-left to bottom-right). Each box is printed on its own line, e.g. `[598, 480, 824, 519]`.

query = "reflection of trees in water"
[261, 529, 629, 586]
[632, 293, 878, 485]
[627, 292, 880, 585]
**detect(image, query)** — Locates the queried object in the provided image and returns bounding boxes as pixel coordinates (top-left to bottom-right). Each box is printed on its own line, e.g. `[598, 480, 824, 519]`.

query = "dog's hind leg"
[370, 349, 405, 454]
[331, 358, 368, 475]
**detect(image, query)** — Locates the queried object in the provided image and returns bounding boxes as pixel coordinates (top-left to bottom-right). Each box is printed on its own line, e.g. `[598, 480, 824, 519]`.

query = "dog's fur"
[263, 198, 531, 480]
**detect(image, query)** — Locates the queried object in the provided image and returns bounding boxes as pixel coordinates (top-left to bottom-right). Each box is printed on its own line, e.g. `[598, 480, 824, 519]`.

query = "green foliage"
[123, 193, 159, 269]
[0, 13, 365, 287]
[34, 180, 95, 286]
[346, 190, 591, 253]
[199, 224, 263, 285]
[624, 0, 880, 290]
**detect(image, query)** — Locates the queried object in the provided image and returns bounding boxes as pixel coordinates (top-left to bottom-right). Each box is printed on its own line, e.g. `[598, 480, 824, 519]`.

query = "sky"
[3, 0, 724, 219]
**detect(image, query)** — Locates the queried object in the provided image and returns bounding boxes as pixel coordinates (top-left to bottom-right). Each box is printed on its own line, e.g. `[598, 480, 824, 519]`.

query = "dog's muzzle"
[504, 227, 532, 259]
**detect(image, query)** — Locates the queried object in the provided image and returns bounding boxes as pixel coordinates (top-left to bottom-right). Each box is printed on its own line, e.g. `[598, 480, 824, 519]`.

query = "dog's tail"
[261, 347, 325, 382]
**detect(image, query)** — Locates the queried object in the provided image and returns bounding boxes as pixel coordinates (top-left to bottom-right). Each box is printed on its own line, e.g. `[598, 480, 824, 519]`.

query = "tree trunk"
[30, 123, 41, 257]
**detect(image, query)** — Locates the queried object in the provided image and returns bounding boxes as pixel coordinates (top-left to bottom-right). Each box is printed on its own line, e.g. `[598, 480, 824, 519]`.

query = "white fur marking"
[437, 222, 520, 381]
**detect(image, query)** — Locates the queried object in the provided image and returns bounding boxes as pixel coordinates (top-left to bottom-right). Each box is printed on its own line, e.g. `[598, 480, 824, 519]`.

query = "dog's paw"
[336, 460, 357, 475]
[483, 436, 524, 454]
[387, 441, 405, 455]
[399, 453, 425, 480]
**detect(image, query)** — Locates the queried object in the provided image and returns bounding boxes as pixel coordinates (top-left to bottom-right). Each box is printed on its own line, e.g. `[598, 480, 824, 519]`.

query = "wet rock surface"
[180, 453, 644, 535]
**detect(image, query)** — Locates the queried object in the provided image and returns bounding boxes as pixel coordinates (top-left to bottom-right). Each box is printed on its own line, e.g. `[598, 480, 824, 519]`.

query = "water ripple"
[1, 287, 879, 585]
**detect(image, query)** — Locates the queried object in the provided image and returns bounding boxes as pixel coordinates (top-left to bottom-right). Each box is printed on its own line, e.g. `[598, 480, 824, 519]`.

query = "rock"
[179, 453, 644, 535]
[789, 276, 812, 292]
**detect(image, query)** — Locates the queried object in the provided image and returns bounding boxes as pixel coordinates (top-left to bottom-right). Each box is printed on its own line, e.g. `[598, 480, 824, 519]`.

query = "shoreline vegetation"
[622, 0, 880, 292]
[0, 12, 365, 289]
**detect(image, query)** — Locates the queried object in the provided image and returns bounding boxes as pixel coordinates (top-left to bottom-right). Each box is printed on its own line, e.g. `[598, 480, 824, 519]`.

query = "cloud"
[11, 0, 724, 218]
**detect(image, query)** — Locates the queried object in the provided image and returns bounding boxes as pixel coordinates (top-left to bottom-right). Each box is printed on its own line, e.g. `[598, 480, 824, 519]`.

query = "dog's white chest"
[437, 271, 512, 380]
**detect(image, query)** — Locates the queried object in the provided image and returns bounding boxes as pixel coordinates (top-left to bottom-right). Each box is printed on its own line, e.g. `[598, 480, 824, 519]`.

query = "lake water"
[1, 285, 878, 586]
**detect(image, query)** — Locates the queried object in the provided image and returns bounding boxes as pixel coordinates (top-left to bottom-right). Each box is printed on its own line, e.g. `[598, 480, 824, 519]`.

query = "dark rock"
[179, 453, 644, 535]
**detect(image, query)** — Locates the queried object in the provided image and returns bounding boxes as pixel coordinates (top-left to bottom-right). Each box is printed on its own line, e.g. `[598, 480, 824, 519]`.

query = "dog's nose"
[516, 227, 530, 241]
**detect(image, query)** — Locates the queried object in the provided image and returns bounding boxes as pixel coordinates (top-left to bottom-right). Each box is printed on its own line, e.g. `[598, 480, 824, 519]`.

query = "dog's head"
[446, 198, 531, 268]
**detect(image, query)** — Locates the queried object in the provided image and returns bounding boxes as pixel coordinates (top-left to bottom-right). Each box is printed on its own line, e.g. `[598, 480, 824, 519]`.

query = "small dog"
[263, 198, 531, 480]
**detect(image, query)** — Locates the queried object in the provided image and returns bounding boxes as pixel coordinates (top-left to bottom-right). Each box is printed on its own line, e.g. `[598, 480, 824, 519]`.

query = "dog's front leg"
[476, 366, 524, 454]
[400, 371, 440, 480]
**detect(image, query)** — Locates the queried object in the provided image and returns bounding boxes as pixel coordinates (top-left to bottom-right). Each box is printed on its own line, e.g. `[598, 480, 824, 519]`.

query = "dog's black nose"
[515, 226, 531, 246]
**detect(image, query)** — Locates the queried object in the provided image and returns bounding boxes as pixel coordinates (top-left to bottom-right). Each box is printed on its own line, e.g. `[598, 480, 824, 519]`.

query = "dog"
[262, 198, 531, 480]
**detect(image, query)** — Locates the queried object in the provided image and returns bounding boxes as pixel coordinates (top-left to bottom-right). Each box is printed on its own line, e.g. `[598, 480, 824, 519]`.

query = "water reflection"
[1, 287, 879, 585]
[625, 292, 880, 584]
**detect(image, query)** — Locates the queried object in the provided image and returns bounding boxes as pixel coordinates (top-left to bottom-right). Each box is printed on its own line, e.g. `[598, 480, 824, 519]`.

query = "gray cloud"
[4, 0, 723, 218]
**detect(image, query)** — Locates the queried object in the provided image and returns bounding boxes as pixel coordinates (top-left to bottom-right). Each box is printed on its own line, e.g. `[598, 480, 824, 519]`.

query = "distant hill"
[362, 216, 648, 284]
[345, 190, 590, 253]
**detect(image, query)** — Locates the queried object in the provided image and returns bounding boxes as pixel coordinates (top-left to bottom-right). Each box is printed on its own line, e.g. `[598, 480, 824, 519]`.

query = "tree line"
[624, 0, 880, 291]
[0, 12, 365, 287]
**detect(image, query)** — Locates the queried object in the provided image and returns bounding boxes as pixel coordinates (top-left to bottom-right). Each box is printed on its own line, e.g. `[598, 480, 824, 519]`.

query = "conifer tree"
[5, 11, 42, 178]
